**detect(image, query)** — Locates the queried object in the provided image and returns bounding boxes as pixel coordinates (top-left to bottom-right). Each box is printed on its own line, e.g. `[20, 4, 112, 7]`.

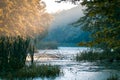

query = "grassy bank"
[76, 51, 120, 62]
[0, 64, 60, 79]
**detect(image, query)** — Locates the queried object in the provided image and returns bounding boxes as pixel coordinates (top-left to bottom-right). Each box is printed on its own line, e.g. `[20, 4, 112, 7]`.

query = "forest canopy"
[0, 0, 52, 37]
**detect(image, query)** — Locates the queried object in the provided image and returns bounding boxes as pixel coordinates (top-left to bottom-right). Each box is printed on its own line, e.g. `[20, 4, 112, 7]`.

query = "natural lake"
[29, 47, 120, 80]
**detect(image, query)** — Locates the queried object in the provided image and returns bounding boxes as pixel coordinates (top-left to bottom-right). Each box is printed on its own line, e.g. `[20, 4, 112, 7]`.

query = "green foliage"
[57, 0, 120, 52]
[107, 75, 119, 80]
[59, 0, 120, 52]
[76, 50, 120, 62]
[0, 36, 60, 79]
[77, 0, 120, 51]
[0, 64, 60, 79]
[0, 36, 30, 71]
[76, 51, 100, 61]
[41, 25, 91, 46]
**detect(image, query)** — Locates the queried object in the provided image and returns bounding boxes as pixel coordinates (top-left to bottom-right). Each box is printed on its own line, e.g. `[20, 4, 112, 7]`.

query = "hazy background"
[37, 1, 91, 49]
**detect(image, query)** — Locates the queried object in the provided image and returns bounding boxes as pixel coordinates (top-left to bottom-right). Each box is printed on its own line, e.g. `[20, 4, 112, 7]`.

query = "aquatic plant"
[107, 75, 119, 80]
[76, 50, 120, 62]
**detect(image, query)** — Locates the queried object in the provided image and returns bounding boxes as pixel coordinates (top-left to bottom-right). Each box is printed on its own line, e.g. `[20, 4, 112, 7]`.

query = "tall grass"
[0, 64, 60, 79]
[76, 50, 120, 62]
[0, 36, 30, 71]
[0, 36, 61, 79]
[107, 75, 119, 80]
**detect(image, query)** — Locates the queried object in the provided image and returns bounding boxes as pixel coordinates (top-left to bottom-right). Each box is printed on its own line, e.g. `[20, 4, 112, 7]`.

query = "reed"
[76, 50, 120, 62]
[0, 36, 60, 79]
[0, 36, 30, 71]
[0, 64, 60, 79]
[107, 75, 119, 80]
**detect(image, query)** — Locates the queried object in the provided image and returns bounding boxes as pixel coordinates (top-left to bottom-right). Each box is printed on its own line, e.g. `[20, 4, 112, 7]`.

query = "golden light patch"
[0, 0, 52, 37]
[0, 20, 3, 23]
[0, 9, 3, 16]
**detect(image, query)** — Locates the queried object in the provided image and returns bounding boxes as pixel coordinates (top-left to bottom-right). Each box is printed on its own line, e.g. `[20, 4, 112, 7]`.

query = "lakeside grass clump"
[0, 36, 31, 71]
[107, 75, 119, 80]
[0, 64, 60, 79]
[0, 36, 60, 79]
[76, 50, 120, 62]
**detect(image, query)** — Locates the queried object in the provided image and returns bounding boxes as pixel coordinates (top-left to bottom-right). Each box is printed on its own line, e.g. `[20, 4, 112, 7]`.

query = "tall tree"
[78, 0, 120, 52]
[0, 0, 51, 37]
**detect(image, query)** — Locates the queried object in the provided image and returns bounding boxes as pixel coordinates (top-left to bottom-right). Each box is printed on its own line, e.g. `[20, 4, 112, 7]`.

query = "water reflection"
[2, 47, 119, 80]
[33, 47, 120, 80]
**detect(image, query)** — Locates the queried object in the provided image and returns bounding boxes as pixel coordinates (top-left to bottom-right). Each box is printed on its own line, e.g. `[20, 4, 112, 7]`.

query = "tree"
[79, 0, 120, 52]
[0, 0, 52, 70]
[57, 0, 120, 52]
[0, 0, 51, 37]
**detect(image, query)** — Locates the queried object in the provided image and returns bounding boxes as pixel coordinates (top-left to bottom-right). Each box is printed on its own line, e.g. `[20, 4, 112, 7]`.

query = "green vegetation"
[0, 36, 60, 79]
[0, 36, 61, 79]
[78, 0, 120, 52]
[58, 0, 120, 54]
[0, 36, 30, 71]
[0, 0, 59, 79]
[107, 75, 119, 80]
[76, 50, 120, 62]
[41, 24, 91, 47]
[0, 64, 60, 79]
[76, 0, 120, 53]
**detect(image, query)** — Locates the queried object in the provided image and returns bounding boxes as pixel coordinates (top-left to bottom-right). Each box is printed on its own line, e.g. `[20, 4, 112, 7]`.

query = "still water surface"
[31, 47, 120, 80]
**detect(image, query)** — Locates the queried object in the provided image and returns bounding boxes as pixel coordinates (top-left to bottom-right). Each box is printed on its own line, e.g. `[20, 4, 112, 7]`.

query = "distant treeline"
[41, 25, 91, 47]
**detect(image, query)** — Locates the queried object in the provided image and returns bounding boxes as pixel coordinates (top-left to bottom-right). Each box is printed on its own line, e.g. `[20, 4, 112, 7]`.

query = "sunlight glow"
[42, 0, 77, 13]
